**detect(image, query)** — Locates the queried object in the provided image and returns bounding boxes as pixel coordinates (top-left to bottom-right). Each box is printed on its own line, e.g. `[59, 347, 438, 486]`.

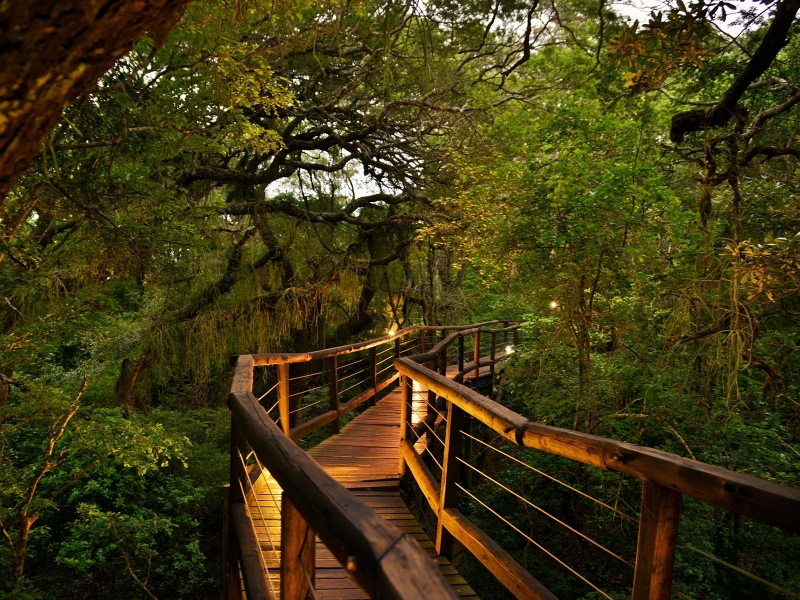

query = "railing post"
[398, 374, 413, 480]
[370, 346, 377, 406]
[503, 321, 509, 343]
[458, 335, 464, 373]
[394, 337, 401, 389]
[227, 416, 246, 600]
[420, 329, 426, 352]
[436, 400, 465, 559]
[473, 331, 480, 378]
[277, 363, 291, 436]
[435, 346, 448, 412]
[222, 484, 235, 600]
[328, 356, 340, 434]
[632, 482, 681, 600]
[281, 496, 316, 600]
[490, 332, 497, 379]
[462, 416, 473, 488]
[426, 352, 438, 452]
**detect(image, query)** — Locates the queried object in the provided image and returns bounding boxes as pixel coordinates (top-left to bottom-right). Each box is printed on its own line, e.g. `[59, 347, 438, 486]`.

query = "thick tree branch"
[0, 0, 191, 204]
[670, 0, 800, 143]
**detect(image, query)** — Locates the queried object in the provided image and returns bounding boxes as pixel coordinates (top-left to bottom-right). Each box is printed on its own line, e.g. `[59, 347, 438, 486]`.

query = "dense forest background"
[1, 0, 799, 598]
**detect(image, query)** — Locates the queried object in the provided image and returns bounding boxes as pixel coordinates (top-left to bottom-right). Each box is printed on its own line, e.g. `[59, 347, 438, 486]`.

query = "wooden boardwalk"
[247, 376, 481, 599]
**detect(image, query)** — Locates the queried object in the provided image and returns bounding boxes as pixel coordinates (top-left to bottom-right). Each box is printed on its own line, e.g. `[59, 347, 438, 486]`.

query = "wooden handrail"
[405, 324, 522, 365]
[394, 345, 800, 600]
[241, 321, 522, 441]
[241, 320, 521, 365]
[395, 358, 800, 532]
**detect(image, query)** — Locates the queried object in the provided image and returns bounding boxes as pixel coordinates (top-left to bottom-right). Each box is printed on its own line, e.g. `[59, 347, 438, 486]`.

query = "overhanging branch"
[670, 0, 800, 143]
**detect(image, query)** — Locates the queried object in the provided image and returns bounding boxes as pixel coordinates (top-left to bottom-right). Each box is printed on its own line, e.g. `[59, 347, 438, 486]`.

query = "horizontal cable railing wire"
[288, 369, 324, 382]
[454, 455, 635, 567]
[677, 542, 799, 599]
[289, 384, 325, 398]
[456, 481, 615, 600]
[460, 428, 638, 523]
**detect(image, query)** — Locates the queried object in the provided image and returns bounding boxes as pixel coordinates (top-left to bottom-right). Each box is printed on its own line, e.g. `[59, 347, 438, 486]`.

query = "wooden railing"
[225, 321, 521, 600]
[247, 320, 519, 442]
[227, 319, 800, 600]
[394, 329, 800, 600]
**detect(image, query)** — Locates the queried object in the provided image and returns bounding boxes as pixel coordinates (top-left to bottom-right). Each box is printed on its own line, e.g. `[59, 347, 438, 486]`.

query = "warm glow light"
[549, 300, 559, 309]
[388, 327, 397, 336]
[505, 345, 514, 354]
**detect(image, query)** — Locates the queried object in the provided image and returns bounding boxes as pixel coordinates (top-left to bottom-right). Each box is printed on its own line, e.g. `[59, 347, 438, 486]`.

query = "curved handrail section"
[245, 320, 517, 365]
[241, 320, 522, 441]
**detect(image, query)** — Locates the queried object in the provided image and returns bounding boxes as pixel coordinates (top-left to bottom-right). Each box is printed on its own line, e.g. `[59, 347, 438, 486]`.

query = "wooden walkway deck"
[246, 374, 484, 599]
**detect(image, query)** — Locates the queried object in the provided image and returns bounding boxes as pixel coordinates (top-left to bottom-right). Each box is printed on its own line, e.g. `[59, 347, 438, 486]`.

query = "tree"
[0, 379, 190, 588]
[0, 0, 192, 202]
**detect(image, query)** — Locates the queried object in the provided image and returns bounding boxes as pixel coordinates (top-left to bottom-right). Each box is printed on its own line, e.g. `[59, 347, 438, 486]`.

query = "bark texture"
[0, 0, 189, 203]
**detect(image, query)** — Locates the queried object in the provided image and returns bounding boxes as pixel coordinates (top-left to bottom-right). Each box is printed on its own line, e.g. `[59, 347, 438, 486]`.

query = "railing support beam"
[281, 496, 316, 600]
[398, 374, 414, 480]
[632, 482, 681, 600]
[370, 346, 378, 406]
[328, 356, 340, 434]
[436, 400, 465, 559]
[277, 362, 291, 436]
[473, 331, 480, 379]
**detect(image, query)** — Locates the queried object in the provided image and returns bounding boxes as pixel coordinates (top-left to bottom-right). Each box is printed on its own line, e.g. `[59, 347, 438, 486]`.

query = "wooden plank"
[231, 503, 273, 600]
[632, 482, 681, 600]
[281, 496, 315, 600]
[378, 535, 459, 600]
[441, 508, 555, 600]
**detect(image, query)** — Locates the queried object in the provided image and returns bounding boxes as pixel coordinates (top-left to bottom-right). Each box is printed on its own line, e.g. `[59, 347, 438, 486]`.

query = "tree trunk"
[10, 514, 36, 586]
[0, 0, 189, 203]
[115, 355, 150, 412]
[0, 363, 14, 407]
